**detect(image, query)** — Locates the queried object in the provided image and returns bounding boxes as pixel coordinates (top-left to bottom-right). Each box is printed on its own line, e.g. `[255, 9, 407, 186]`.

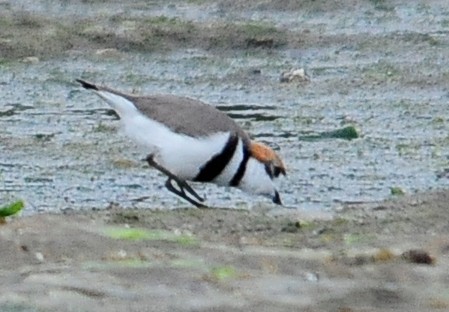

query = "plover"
[76, 79, 286, 207]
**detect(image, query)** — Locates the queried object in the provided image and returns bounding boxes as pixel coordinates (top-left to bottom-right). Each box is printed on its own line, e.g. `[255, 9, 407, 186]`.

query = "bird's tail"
[76, 79, 99, 91]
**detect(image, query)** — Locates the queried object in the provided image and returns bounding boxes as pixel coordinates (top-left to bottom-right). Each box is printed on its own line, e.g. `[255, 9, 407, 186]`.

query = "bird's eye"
[273, 166, 282, 177]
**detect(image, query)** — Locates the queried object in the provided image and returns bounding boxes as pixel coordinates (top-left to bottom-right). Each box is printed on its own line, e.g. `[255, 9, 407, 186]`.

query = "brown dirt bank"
[2, 0, 445, 63]
[0, 10, 288, 61]
[1, 190, 449, 311]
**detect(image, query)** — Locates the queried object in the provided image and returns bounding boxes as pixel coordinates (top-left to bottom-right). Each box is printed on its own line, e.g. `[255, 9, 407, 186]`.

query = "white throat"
[239, 158, 276, 196]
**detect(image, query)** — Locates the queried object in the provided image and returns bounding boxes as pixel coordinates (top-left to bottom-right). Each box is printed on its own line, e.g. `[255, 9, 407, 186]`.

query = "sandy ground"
[1, 190, 449, 311]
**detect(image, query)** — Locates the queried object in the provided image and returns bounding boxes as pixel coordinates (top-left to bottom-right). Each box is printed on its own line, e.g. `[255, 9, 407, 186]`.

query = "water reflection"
[251, 132, 296, 139]
[215, 104, 277, 111]
[68, 108, 118, 118]
[0, 103, 34, 117]
[216, 103, 282, 122]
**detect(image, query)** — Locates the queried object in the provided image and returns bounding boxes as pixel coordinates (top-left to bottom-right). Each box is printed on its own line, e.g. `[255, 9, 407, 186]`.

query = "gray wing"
[132, 94, 251, 144]
[78, 79, 251, 144]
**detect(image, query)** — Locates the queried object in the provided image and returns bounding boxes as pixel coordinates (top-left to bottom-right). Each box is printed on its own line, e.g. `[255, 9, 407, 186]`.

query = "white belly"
[122, 113, 230, 180]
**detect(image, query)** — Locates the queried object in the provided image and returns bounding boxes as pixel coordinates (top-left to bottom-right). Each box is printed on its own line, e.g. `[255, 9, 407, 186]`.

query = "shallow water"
[1, 1, 449, 213]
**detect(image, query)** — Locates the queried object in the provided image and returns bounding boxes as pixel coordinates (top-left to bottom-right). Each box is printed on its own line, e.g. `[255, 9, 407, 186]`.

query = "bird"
[76, 79, 286, 208]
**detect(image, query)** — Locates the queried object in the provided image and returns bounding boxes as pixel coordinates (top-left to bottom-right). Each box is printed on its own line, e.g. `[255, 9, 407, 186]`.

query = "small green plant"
[104, 227, 197, 245]
[390, 186, 405, 196]
[0, 200, 25, 223]
[298, 126, 359, 141]
[210, 266, 238, 281]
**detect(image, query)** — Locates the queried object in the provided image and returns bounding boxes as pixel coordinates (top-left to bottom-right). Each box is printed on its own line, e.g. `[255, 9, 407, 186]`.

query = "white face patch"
[239, 158, 276, 197]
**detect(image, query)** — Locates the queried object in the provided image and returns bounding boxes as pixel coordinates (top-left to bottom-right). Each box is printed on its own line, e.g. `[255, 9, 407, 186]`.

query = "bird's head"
[237, 141, 286, 205]
[249, 141, 286, 178]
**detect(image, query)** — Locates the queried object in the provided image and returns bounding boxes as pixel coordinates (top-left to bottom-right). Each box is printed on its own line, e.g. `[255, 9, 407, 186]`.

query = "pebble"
[280, 68, 310, 83]
[22, 56, 40, 64]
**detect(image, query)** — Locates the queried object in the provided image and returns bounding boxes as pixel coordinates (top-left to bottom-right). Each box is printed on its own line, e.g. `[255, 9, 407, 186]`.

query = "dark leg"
[165, 178, 207, 208]
[145, 154, 206, 207]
